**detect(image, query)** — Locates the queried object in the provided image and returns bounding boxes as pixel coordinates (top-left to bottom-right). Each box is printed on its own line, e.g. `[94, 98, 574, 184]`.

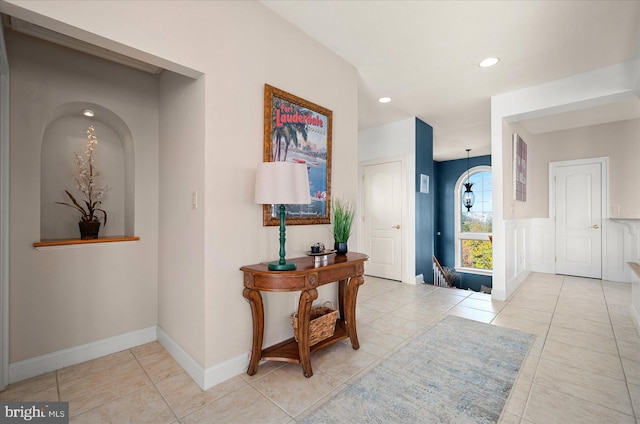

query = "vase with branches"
[56, 125, 107, 239]
[332, 198, 355, 255]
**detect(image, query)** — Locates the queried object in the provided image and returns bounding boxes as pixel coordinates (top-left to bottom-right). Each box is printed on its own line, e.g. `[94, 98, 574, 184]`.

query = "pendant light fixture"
[463, 148, 475, 211]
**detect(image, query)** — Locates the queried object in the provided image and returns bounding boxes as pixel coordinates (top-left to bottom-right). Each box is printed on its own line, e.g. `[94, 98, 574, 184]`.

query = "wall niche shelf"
[34, 236, 139, 249]
[40, 102, 136, 242]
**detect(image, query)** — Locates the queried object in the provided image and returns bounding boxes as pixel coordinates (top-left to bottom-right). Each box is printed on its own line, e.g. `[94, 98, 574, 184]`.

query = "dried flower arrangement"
[56, 125, 108, 227]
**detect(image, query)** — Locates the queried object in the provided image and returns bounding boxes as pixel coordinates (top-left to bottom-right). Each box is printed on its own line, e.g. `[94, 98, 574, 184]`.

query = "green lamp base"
[268, 261, 297, 271]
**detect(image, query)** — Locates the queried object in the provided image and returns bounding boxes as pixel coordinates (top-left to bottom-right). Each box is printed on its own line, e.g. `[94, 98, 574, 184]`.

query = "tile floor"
[1, 273, 639, 423]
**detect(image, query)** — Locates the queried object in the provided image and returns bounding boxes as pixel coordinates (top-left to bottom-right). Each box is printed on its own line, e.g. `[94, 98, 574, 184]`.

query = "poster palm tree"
[271, 97, 310, 162]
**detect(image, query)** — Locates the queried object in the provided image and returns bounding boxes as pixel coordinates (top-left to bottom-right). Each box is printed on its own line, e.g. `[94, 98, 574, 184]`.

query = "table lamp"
[255, 162, 310, 270]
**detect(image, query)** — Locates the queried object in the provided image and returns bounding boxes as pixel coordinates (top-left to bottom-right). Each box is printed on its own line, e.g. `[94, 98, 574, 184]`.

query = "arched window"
[454, 166, 492, 274]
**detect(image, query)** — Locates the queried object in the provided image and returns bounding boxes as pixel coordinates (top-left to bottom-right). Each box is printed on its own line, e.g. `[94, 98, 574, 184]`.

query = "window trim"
[454, 165, 492, 275]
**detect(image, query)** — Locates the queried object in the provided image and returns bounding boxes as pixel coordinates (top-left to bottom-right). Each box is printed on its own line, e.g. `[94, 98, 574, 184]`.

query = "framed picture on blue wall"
[420, 174, 429, 194]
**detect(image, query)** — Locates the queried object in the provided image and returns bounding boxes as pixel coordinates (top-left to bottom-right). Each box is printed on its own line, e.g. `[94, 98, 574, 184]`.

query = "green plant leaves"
[332, 198, 355, 243]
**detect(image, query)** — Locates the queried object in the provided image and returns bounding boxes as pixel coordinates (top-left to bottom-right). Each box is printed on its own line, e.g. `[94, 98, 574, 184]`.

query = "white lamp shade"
[255, 162, 311, 205]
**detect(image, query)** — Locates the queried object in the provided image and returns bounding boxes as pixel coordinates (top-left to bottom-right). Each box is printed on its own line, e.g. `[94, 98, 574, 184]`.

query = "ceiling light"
[82, 109, 95, 117]
[378, 97, 391, 104]
[479, 57, 500, 68]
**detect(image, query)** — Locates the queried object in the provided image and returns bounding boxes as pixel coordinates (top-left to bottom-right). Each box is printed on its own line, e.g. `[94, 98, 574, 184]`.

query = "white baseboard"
[415, 274, 424, 285]
[491, 287, 507, 302]
[8, 324, 250, 391]
[156, 326, 207, 389]
[505, 270, 531, 300]
[9, 326, 156, 384]
[492, 270, 531, 301]
[631, 303, 640, 334]
[157, 327, 248, 391]
[203, 351, 249, 390]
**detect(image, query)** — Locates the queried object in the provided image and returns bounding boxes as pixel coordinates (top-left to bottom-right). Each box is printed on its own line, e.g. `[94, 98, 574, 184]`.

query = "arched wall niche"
[40, 101, 135, 240]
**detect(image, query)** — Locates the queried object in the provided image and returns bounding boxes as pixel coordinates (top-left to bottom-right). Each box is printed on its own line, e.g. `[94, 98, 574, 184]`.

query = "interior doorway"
[552, 158, 607, 279]
[361, 159, 404, 281]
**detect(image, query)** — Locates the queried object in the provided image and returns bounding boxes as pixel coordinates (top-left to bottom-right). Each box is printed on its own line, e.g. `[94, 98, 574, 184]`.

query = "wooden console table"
[241, 252, 368, 377]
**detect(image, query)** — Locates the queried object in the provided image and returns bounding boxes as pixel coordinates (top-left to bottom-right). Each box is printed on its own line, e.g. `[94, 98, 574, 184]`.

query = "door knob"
[592, 224, 600, 229]
[392, 225, 400, 229]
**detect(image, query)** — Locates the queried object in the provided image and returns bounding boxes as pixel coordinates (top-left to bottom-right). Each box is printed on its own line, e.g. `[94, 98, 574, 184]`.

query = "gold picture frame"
[262, 84, 332, 226]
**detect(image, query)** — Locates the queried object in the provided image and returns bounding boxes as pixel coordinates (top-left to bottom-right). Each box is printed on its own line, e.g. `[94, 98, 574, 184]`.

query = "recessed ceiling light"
[378, 97, 391, 103]
[82, 109, 95, 117]
[479, 57, 500, 68]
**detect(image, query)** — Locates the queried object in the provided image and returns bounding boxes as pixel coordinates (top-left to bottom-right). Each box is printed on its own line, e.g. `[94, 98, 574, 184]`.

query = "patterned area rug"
[300, 315, 536, 424]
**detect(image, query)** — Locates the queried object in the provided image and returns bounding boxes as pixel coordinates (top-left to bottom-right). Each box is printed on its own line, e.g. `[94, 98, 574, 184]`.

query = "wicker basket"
[290, 301, 338, 346]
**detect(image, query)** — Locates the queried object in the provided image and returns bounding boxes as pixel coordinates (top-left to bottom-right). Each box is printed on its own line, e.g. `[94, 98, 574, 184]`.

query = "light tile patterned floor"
[1, 273, 639, 423]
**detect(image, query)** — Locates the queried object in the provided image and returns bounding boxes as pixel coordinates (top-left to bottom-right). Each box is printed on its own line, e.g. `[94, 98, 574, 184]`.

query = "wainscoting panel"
[606, 220, 630, 282]
[528, 218, 639, 283]
[504, 219, 532, 299]
[530, 218, 555, 274]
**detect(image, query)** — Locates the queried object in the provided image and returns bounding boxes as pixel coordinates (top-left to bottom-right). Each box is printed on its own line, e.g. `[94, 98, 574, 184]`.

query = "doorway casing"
[359, 156, 408, 283]
[549, 157, 609, 279]
[361, 159, 405, 281]
[0, 19, 9, 390]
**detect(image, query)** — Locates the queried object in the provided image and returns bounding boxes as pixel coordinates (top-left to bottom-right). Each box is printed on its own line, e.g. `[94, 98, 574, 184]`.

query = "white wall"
[630, 226, 640, 333]
[7, 31, 159, 364]
[359, 119, 415, 163]
[491, 59, 640, 301]
[358, 118, 416, 284]
[2, 1, 359, 388]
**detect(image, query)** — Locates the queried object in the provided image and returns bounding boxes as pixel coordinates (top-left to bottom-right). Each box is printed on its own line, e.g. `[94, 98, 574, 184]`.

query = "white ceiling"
[261, 1, 640, 161]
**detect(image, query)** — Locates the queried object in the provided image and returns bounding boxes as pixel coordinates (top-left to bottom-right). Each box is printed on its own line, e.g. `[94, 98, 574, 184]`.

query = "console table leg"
[338, 278, 347, 320]
[297, 288, 318, 378]
[345, 273, 365, 350]
[243, 287, 264, 376]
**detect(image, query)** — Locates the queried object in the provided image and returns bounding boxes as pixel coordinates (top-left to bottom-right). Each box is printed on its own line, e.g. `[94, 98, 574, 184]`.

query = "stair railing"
[432, 256, 449, 287]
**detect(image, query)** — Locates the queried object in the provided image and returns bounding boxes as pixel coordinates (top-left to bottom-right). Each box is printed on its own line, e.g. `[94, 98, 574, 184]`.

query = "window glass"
[460, 171, 492, 233]
[461, 240, 493, 270]
[458, 169, 492, 271]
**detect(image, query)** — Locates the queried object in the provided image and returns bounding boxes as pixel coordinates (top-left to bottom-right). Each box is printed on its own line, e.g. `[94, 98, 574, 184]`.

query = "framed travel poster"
[262, 84, 332, 226]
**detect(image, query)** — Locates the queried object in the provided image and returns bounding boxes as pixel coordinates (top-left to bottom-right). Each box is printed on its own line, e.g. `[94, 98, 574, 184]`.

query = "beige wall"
[7, 31, 159, 361]
[504, 118, 640, 220]
[158, 71, 206, 365]
[199, 2, 359, 366]
[3, 1, 359, 374]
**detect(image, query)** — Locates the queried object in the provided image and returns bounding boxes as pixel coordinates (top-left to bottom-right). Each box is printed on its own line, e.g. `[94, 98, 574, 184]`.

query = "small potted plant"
[56, 125, 107, 239]
[332, 198, 355, 255]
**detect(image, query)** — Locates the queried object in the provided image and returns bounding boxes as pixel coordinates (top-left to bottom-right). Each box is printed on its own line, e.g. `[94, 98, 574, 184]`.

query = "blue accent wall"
[434, 155, 492, 291]
[415, 118, 434, 282]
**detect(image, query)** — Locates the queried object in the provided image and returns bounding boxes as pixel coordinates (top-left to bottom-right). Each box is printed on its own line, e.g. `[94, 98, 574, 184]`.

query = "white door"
[555, 162, 602, 278]
[362, 161, 403, 281]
